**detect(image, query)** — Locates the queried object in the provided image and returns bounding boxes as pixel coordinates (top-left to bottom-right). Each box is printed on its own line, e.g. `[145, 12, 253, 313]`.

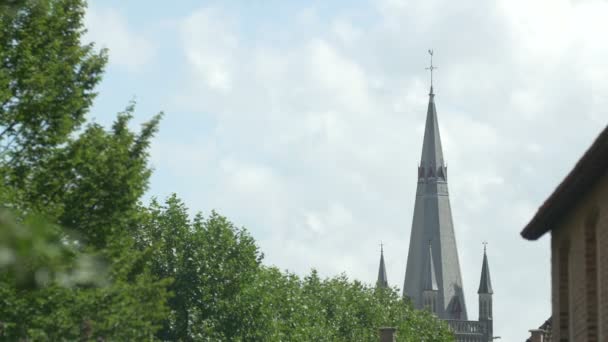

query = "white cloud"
[331, 19, 362, 45]
[137, 1, 608, 341]
[180, 8, 237, 92]
[85, 6, 156, 70]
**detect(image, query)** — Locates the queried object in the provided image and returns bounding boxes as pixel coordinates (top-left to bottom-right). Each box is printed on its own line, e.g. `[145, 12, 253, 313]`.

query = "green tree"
[239, 267, 454, 341]
[0, 112, 170, 340]
[25, 105, 162, 248]
[0, 0, 106, 184]
[0, 1, 170, 340]
[137, 196, 263, 340]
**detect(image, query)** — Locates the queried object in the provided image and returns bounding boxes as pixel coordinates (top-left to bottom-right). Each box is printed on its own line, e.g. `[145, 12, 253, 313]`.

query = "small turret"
[377, 243, 388, 289]
[478, 243, 494, 340]
[422, 243, 439, 314]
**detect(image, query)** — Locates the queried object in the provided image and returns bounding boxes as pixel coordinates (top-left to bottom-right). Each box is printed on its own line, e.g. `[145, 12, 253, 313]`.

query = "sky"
[84, 0, 608, 340]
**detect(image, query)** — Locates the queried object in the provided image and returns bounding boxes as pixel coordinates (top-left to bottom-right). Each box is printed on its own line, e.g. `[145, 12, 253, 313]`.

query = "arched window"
[489, 300, 492, 319]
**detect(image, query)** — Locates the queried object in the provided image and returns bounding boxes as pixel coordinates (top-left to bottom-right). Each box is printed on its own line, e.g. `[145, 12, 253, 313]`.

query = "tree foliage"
[0, 0, 106, 179]
[0, 1, 169, 340]
[135, 196, 263, 340]
[136, 196, 453, 341]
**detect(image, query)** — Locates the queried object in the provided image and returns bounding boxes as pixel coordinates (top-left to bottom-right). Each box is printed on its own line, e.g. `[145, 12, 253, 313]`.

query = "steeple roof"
[377, 245, 388, 288]
[403, 85, 468, 319]
[420, 87, 445, 169]
[478, 248, 493, 294]
[423, 243, 438, 291]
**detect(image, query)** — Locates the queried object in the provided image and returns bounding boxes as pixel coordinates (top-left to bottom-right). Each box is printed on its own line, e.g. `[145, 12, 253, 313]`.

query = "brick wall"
[551, 173, 607, 341]
[598, 192, 607, 342]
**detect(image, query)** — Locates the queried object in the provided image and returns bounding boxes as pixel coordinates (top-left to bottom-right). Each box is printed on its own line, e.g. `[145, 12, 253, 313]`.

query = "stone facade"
[521, 123, 608, 342]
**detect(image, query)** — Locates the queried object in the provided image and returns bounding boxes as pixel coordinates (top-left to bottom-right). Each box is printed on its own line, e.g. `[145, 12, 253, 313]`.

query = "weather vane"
[426, 49, 437, 90]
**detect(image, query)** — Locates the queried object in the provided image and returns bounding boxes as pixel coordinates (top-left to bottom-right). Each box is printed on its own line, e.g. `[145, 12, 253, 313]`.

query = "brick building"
[521, 124, 608, 341]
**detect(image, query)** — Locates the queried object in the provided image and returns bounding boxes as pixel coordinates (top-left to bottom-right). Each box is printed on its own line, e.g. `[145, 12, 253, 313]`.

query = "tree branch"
[0, 121, 17, 139]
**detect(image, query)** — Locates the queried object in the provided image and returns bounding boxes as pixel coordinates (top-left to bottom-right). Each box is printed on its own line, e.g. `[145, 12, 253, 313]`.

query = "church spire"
[418, 50, 446, 181]
[377, 243, 388, 288]
[478, 244, 493, 333]
[422, 242, 439, 314]
[404, 51, 467, 319]
[419, 84, 446, 175]
[478, 243, 493, 294]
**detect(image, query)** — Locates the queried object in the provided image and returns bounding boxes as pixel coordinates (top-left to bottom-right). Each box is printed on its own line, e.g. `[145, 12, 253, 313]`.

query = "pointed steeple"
[377, 244, 388, 288]
[423, 243, 438, 291]
[419, 49, 445, 179]
[478, 245, 493, 294]
[404, 52, 468, 319]
[419, 87, 446, 178]
[422, 242, 439, 314]
[478, 244, 493, 328]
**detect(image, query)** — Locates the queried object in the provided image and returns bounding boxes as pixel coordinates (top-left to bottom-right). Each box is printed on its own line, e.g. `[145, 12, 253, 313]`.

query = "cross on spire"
[426, 49, 437, 94]
[482, 241, 488, 253]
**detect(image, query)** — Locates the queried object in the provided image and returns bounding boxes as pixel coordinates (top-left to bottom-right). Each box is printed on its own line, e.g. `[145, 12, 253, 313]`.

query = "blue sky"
[85, 0, 608, 340]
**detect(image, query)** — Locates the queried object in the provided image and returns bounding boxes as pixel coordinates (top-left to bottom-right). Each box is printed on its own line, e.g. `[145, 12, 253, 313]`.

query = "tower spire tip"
[426, 49, 437, 95]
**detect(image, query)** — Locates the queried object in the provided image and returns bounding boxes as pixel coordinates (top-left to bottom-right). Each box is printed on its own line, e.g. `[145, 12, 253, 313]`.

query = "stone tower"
[402, 85, 468, 320]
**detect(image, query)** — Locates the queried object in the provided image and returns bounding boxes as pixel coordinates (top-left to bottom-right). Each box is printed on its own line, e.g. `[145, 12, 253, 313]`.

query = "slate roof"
[521, 123, 608, 240]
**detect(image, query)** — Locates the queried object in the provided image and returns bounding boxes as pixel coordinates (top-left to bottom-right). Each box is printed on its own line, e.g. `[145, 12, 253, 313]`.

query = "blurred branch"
[0, 209, 108, 289]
